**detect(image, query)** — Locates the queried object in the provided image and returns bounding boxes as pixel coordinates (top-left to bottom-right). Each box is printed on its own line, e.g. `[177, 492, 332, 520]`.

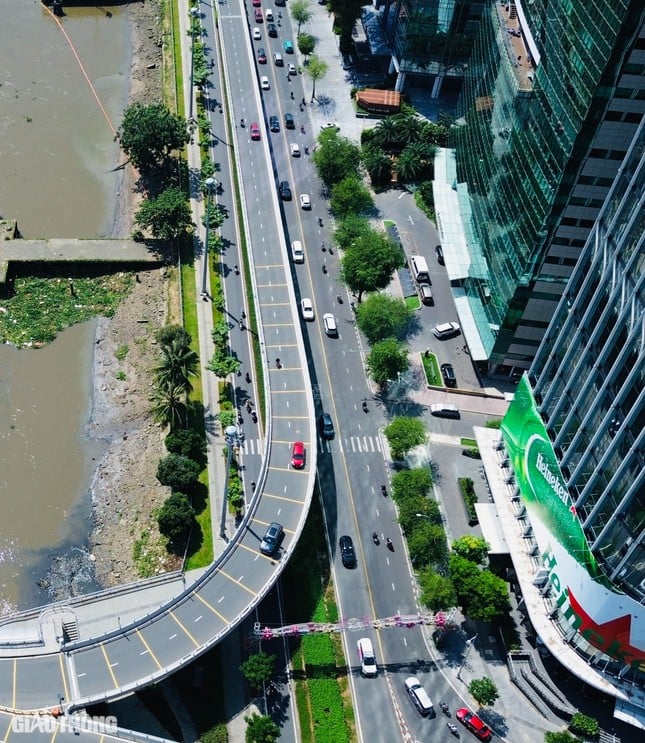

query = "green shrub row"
[458, 477, 479, 525]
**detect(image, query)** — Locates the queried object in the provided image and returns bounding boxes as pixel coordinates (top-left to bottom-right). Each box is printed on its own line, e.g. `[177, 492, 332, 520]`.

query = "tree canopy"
[135, 186, 194, 241]
[291, 0, 313, 34]
[449, 554, 511, 621]
[468, 677, 499, 708]
[355, 293, 412, 344]
[330, 176, 374, 218]
[391, 467, 433, 500]
[311, 131, 361, 188]
[297, 33, 316, 59]
[451, 535, 489, 565]
[156, 492, 195, 544]
[384, 416, 426, 459]
[408, 522, 448, 567]
[156, 453, 202, 492]
[240, 651, 276, 691]
[118, 102, 189, 171]
[366, 338, 409, 387]
[245, 714, 280, 743]
[418, 569, 456, 611]
[333, 214, 371, 251]
[305, 54, 329, 101]
[340, 230, 404, 302]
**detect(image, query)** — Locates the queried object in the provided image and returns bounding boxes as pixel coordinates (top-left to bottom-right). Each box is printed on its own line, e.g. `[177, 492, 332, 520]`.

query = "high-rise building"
[380, 0, 485, 93]
[487, 118, 643, 723]
[444, 0, 644, 374]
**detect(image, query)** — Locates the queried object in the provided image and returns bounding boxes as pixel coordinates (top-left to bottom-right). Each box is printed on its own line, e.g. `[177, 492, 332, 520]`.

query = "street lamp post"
[189, 6, 199, 121]
[221, 425, 239, 538]
[457, 633, 478, 680]
[201, 176, 216, 297]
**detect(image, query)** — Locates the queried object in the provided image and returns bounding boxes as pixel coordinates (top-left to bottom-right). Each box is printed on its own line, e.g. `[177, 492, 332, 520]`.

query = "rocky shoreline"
[86, 0, 180, 588]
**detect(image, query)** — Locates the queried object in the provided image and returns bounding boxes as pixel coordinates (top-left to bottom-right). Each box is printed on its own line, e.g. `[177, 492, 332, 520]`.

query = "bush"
[458, 477, 479, 525]
[165, 429, 207, 464]
[157, 453, 202, 492]
[569, 713, 599, 739]
[157, 492, 195, 543]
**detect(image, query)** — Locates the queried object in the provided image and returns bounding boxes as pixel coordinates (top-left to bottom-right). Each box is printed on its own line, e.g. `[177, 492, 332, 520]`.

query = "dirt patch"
[88, 0, 180, 587]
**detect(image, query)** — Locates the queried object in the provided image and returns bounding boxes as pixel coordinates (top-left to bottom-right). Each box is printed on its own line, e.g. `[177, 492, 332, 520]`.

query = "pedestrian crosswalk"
[239, 435, 382, 456]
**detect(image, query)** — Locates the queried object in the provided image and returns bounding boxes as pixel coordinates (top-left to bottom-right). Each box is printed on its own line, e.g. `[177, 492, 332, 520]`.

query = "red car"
[252, 0, 261, 6]
[257, 47, 267, 64]
[291, 441, 305, 469]
[250, 122, 261, 140]
[254, 8, 263, 22]
[456, 708, 492, 741]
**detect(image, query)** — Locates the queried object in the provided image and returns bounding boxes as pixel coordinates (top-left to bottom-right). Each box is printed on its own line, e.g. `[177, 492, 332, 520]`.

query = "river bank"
[86, 0, 181, 588]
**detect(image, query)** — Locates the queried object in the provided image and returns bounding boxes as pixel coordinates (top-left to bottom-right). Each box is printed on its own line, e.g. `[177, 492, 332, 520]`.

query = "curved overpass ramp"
[0, 1, 316, 715]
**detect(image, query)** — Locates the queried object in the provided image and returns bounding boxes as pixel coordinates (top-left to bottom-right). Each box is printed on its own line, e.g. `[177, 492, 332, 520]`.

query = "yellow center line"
[218, 568, 257, 596]
[136, 629, 162, 670]
[169, 610, 200, 647]
[100, 644, 119, 689]
[193, 591, 229, 623]
[261, 492, 307, 504]
[58, 653, 70, 707]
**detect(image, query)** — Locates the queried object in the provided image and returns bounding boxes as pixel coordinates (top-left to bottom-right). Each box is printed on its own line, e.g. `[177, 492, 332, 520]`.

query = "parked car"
[432, 321, 461, 339]
[456, 708, 492, 741]
[430, 403, 460, 419]
[269, 115, 280, 132]
[320, 122, 338, 131]
[291, 441, 305, 469]
[441, 362, 456, 387]
[259, 522, 283, 556]
[301, 297, 314, 321]
[339, 535, 356, 568]
[435, 244, 445, 265]
[319, 412, 334, 438]
[249, 122, 261, 140]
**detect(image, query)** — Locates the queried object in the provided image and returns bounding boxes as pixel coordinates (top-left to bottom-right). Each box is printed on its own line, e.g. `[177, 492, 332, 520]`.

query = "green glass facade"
[455, 0, 644, 372]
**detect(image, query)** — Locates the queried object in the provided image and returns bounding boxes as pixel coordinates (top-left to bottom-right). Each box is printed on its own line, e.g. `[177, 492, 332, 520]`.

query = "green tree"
[333, 214, 371, 251]
[362, 147, 393, 186]
[156, 492, 195, 543]
[328, 0, 365, 53]
[419, 569, 457, 611]
[291, 0, 313, 34]
[408, 522, 448, 567]
[152, 331, 198, 395]
[165, 429, 206, 464]
[135, 186, 193, 241]
[468, 677, 499, 708]
[240, 651, 276, 691]
[569, 713, 600, 739]
[391, 467, 433, 501]
[340, 230, 404, 301]
[384, 416, 426, 459]
[330, 176, 374, 218]
[312, 131, 362, 188]
[305, 54, 328, 101]
[366, 339, 409, 388]
[206, 352, 241, 378]
[449, 554, 511, 620]
[245, 714, 280, 743]
[398, 497, 441, 536]
[118, 102, 189, 171]
[545, 732, 582, 743]
[156, 453, 202, 491]
[451, 535, 489, 565]
[355, 293, 412, 344]
[396, 146, 427, 183]
[297, 32, 316, 59]
[150, 384, 188, 431]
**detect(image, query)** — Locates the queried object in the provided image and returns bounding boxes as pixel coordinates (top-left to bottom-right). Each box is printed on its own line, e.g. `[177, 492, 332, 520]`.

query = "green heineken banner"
[501, 375, 645, 670]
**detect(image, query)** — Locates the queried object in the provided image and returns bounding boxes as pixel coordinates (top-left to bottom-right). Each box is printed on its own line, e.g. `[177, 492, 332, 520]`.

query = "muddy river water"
[0, 1, 130, 610]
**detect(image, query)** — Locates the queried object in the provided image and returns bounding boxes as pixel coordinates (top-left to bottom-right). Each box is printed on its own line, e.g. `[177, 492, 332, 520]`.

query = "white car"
[252, 27, 261, 40]
[323, 313, 338, 337]
[260, 76, 270, 90]
[265, 9, 274, 21]
[301, 298, 315, 321]
[432, 321, 461, 339]
[321, 121, 338, 131]
[291, 240, 304, 263]
[299, 193, 311, 210]
[290, 143, 301, 157]
[288, 63, 297, 75]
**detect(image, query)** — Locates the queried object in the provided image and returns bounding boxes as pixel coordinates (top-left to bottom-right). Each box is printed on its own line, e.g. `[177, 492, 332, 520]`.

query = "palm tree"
[362, 148, 392, 186]
[372, 116, 400, 150]
[153, 336, 198, 395]
[396, 146, 426, 184]
[150, 384, 188, 431]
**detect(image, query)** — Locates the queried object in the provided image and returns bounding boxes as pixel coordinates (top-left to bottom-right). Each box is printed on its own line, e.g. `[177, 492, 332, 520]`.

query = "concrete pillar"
[395, 71, 406, 93]
[431, 73, 444, 99]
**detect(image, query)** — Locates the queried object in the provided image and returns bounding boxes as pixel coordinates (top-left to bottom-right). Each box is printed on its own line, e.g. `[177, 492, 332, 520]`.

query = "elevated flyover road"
[0, 0, 316, 716]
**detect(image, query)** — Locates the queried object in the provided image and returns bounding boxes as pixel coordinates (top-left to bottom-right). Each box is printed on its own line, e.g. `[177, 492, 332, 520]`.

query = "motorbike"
[447, 722, 459, 737]
[322, 264, 327, 274]
[245, 372, 251, 383]
[336, 294, 343, 304]
[300, 124, 305, 133]
[304, 145, 309, 154]
[362, 400, 369, 413]
[240, 118, 245, 127]
[386, 538, 394, 552]
[440, 702, 450, 716]
[381, 484, 387, 497]
[246, 400, 252, 413]
[372, 532, 380, 545]
[318, 216, 323, 226]
[251, 410, 258, 423]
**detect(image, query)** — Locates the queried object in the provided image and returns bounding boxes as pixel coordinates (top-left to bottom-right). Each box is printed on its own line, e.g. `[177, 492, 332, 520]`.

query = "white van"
[291, 240, 304, 263]
[410, 255, 430, 284]
[357, 638, 377, 677]
[430, 403, 460, 419]
[404, 677, 434, 716]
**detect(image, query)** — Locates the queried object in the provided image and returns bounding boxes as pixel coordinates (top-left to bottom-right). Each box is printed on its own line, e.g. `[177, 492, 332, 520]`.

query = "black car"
[339, 535, 356, 568]
[267, 22, 278, 37]
[441, 363, 457, 387]
[260, 522, 284, 556]
[269, 115, 280, 132]
[279, 180, 292, 200]
[319, 412, 335, 439]
[435, 244, 445, 265]
[284, 112, 295, 129]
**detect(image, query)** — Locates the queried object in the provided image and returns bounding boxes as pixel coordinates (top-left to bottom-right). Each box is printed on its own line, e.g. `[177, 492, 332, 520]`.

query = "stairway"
[62, 619, 79, 643]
